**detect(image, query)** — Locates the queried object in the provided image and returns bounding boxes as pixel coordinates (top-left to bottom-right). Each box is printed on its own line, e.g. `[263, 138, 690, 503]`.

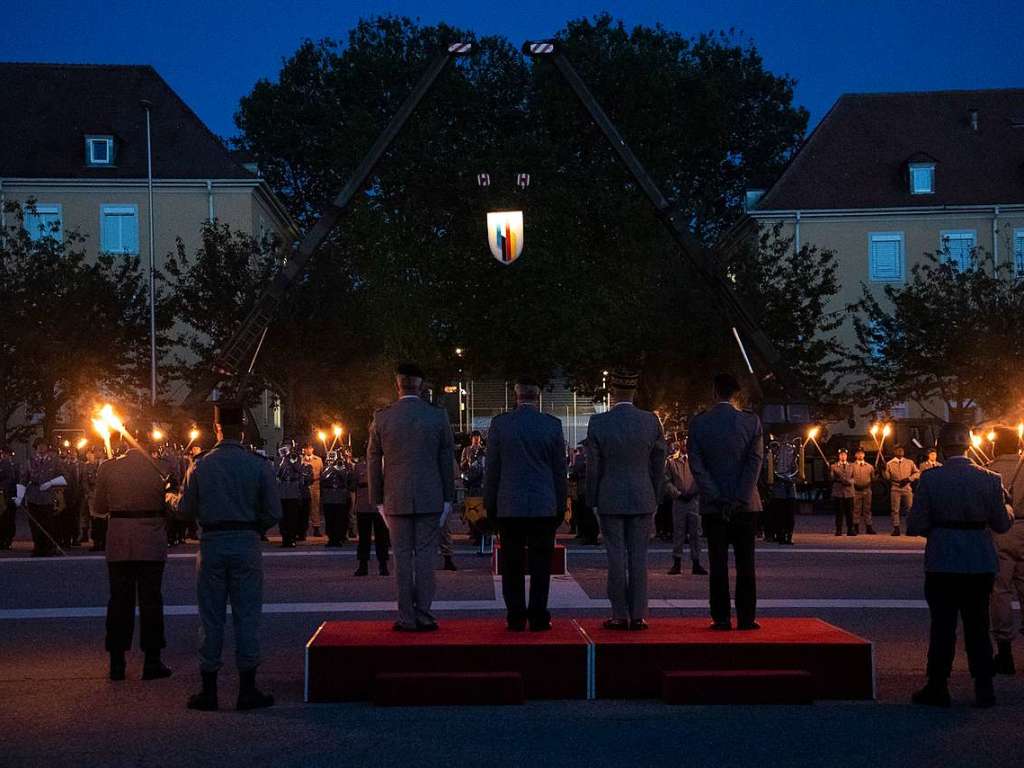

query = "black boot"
[379, 560, 389, 576]
[911, 678, 951, 707]
[667, 557, 682, 575]
[994, 641, 1016, 676]
[353, 561, 369, 577]
[692, 562, 708, 575]
[974, 677, 996, 708]
[142, 651, 172, 680]
[237, 669, 274, 710]
[187, 671, 218, 711]
[443, 556, 458, 571]
[79, 527, 90, 544]
[109, 651, 126, 682]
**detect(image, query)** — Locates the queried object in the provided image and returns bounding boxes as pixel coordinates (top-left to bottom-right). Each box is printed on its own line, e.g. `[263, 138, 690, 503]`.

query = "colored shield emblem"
[486, 210, 524, 265]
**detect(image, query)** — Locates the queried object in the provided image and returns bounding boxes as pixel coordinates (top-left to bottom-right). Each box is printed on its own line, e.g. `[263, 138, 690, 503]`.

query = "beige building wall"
[750, 205, 1024, 429]
[0, 178, 294, 448]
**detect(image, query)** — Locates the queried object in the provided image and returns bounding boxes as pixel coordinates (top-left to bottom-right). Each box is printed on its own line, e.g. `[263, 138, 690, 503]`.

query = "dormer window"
[909, 162, 935, 194]
[85, 135, 115, 166]
[744, 189, 765, 212]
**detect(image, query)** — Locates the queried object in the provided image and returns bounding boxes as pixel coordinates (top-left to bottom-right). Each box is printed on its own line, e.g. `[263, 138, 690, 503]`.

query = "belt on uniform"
[201, 521, 262, 532]
[931, 520, 988, 530]
[109, 510, 164, 519]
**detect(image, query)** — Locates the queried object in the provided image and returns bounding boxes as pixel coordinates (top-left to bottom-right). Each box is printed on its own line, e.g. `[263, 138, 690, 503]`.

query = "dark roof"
[0, 63, 253, 180]
[756, 88, 1024, 210]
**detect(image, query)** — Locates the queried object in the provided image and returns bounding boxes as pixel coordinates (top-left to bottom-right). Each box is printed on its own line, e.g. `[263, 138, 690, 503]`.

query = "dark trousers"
[925, 572, 995, 681]
[835, 497, 854, 532]
[323, 502, 351, 545]
[299, 497, 310, 537]
[703, 511, 757, 625]
[91, 517, 108, 550]
[655, 498, 673, 538]
[27, 503, 57, 555]
[105, 561, 166, 653]
[0, 499, 15, 544]
[356, 512, 390, 562]
[574, 496, 599, 541]
[280, 499, 301, 544]
[498, 517, 558, 626]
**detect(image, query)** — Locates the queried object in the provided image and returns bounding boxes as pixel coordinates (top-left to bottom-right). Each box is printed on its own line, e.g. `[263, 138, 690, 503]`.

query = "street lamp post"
[141, 99, 157, 408]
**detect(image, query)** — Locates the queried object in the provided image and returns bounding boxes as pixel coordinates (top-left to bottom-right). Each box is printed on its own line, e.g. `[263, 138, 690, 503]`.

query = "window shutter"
[1015, 232, 1024, 275]
[124, 209, 139, 254]
[870, 235, 903, 281]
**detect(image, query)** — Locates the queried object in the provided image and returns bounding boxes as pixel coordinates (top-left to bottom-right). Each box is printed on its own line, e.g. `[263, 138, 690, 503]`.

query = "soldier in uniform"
[367, 363, 455, 631]
[907, 422, 1013, 708]
[831, 449, 856, 536]
[988, 430, 1024, 676]
[321, 450, 356, 548]
[20, 438, 67, 557]
[485, 377, 568, 631]
[569, 445, 598, 545]
[92, 433, 172, 681]
[851, 448, 876, 534]
[689, 373, 764, 631]
[81, 447, 104, 550]
[919, 449, 942, 474]
[352, 456, 390, 576]
[586, 368, 667, 630]
[0, 446, 18, 550]
[301, 442, 323, 538]
[276, 444, 311, 547]
[885, 445, 920, 536]
[664, 437, 706, 576]
[171, 402, 281, 711]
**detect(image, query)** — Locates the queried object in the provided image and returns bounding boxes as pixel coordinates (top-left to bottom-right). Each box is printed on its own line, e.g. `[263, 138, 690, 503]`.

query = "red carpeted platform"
[492, 544, 567, 575]
[580, 618, 873, 701]
[305, 619, 590, 703]
[373, 672, 525, 706]
[662, 670, 814, 705]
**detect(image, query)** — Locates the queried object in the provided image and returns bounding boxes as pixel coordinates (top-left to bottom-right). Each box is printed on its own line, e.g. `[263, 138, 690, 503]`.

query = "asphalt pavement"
[2, 514, 1023, 768]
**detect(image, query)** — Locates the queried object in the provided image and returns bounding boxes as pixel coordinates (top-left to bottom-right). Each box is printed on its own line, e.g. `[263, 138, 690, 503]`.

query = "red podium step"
[579, 618, 873, 701]
[373, 672, 525, 706]
[662, 669, 814, 705]
[305, 619, 589, 703]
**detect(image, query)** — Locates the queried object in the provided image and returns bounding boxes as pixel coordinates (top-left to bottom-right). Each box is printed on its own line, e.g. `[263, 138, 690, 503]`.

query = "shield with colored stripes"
[486, 210, 524, 265]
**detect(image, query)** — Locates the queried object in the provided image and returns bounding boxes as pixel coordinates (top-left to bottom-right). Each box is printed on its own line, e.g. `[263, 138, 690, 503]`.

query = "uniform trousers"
[498, 517, 559, 626]
[574, 495, 599, 542]
[703, 510, 757, 626]
[890, 488, 913, 527]
[672, 499, 702, 563]
[600, 514, 652, 621]
[323, 502, 351, 545]
[925, 572, 995, 681]
[835, 497, 854, 533]
[356, 512, 390, 563]
[27, 502, 57, 555]
[105, 561, 166, 653]
[439, 514, 454, 557]
[388, 513, 439, 627]
[853, 490, 872, 528]
[0, 497, 16, 544]
[91, 516, 108, 550]
[992, 521, 1024, 643]
[309, 484, 321, 530]
[197, 532, 263, 673]
[279, 498, 301, 544]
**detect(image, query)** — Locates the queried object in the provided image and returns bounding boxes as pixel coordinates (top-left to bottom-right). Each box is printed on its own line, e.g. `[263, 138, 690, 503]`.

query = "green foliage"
[0, 201, 173, 442]
[844, 250, 1024, 419]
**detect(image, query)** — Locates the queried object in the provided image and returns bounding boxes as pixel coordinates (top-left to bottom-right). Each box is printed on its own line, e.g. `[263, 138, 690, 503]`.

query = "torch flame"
[970, 432, 983, 449]
[807, 426, 820, 441]
[76, 438, 88, 450]
[333, 424, 343, 437]
[317, 430, 328, 443]
[189, 428, 200, 442]
[882, 424, 892, 438]
[986, 430, 997, 443]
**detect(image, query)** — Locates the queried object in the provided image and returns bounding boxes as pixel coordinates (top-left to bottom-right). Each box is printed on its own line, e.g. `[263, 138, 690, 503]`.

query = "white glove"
[439, 502, 452, 528]
[592, 507, 599, 516]
[39, 481, 52, 492]
[15, 484, 26, 507]
[376, 504, 385, 516]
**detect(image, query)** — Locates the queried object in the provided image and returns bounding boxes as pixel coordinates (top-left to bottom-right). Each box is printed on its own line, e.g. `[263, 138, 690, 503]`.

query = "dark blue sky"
[4, 1, 1021, 139]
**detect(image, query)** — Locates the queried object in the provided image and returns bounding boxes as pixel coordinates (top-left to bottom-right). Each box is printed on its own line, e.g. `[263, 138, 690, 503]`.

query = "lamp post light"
[140, 99, 158, 408]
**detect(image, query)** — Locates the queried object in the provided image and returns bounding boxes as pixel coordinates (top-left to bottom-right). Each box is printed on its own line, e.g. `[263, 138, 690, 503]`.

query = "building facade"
[0, 63, 295, 447]
[740, 88, 1024, 431]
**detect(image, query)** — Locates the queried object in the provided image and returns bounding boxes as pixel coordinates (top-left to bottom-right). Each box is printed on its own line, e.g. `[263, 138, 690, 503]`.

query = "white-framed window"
[85, 135, 115, 166]
[23, 203, 63, 241]
[940, 230, 976, 271]
[100, 204, 139, 254]
[909, 163, 935, 195]
[889, 402, 910, 419]
[1014, 228, 1024, 276]
[868, 232, 905, 282]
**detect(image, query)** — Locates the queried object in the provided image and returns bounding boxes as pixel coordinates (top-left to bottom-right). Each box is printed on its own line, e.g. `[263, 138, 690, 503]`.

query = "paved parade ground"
[3, 516, 1023, 768]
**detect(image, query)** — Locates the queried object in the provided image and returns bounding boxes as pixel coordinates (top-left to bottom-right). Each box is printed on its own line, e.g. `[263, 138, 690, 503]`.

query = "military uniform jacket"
[918, 460, 942, 474]
[20, 453, 64, 507]
[174, 440, 282, 533]
[367, 396, 456, 516]
[320, 464, 356, 506]
[483, 404, 567, 519]
[688, 402, 764, 513]
[907, 456, 1013, 572]
[885, 457, 919, 489]
[851, 460, 874, 492]
[830, 461, 856, 499]
[277, 459, 312, 501]
[585, 402, 667, 517]
[93, 450, 168, 562]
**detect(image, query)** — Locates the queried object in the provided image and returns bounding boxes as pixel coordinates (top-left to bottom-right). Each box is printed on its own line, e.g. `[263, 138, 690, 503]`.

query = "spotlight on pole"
[522, 39, 559, 57]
